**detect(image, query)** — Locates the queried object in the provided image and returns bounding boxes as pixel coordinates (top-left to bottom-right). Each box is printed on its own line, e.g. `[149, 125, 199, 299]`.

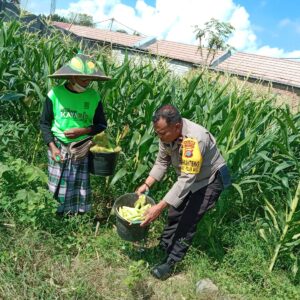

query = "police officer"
[136, 104, 231, 280]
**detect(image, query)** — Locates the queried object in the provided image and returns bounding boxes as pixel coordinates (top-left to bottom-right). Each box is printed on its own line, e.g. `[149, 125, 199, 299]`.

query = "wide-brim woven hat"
[48, 53, 111, 81]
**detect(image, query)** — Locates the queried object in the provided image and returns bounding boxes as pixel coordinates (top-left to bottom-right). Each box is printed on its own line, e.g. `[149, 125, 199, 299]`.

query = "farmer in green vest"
[40, 53, 110, 215]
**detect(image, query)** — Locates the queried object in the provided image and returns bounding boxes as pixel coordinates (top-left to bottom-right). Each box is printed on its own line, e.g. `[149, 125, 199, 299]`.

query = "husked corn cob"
[118, 195, 151, 223]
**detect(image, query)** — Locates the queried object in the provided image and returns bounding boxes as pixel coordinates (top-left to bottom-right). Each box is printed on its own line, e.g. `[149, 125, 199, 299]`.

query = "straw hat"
[49, 53, 111, 81]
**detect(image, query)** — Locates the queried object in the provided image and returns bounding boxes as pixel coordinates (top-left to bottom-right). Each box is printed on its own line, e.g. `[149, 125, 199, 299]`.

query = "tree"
[69, 12, 94, 27]
[194, 18, 235, 65]
[51, 13, 95, 27]
[48, 12, 94, 27]
[50, 14, 69, 23]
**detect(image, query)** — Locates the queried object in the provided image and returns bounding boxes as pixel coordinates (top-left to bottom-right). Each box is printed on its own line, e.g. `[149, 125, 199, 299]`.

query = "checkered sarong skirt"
[47, 139, 91, 213]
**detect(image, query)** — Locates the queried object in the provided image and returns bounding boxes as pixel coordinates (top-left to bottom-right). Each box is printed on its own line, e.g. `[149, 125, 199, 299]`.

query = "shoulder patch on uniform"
[181, 138, 202, 174]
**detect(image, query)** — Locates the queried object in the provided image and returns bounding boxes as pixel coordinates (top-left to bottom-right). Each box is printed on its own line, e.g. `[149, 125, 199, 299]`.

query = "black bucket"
[89, 151, 118, 176]
[113, 193, 156, 242]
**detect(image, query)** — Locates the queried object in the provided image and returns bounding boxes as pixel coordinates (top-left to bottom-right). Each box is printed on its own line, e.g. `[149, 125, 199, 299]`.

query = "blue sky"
[20, 0, 300, 58]
[237, 0, 299, 52]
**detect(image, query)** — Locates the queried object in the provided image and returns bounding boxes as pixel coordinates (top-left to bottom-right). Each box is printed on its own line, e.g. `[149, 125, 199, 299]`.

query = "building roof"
[215, 51, 300, 89]
[52, 21, 225, 65]
[52, 21, 143, 47]
[146, 40, 224, 65]
[52, 21, 300, 89]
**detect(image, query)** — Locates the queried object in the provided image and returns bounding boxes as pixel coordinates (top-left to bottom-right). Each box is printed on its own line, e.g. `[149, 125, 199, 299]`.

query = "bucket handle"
[130, 220, 142, 225]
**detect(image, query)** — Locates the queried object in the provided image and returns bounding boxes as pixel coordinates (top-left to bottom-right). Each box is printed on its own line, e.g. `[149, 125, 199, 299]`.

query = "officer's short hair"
[152, 104, 182, 125]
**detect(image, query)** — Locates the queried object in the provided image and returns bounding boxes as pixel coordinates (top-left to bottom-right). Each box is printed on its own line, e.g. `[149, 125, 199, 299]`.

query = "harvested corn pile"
[90, 132, 121, 153]
[118, 195, 151, 223]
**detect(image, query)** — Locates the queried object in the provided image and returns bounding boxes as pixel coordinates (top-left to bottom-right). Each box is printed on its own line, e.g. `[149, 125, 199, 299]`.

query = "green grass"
[0, 220, 299, 300]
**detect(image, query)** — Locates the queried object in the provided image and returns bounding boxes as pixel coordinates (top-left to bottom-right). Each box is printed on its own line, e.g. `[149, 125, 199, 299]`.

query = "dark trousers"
[160, 173, 223, 262]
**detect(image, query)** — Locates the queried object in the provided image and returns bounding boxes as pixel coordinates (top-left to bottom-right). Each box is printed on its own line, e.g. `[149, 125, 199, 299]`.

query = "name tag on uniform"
[181, 138, 202, 174]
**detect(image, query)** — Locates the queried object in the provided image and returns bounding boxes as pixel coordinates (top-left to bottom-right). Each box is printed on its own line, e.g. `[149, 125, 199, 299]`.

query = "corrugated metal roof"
[215, 52, 300, 88]
[52, 21, 144, 47]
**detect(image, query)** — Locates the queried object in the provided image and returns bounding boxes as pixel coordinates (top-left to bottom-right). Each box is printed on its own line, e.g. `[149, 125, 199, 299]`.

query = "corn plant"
[259, 180, 300, 275]
[1, 18, 300, 275]
[0, 20, 76, 161]
[98, 54, 179, 190]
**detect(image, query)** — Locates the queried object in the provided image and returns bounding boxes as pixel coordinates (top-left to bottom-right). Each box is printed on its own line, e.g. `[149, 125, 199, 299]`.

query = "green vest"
[48, 85, 100, 144]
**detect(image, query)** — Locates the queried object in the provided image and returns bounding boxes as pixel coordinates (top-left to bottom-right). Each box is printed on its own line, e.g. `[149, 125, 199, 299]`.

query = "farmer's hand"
[140, 200, 168, 227]
[49, 142, 62, 162]
[64, 127, 91, 139]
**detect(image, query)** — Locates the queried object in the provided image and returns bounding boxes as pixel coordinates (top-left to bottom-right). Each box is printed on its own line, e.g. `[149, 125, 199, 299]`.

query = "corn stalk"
[259, 181, 300, 273]
[1, 18, 300, 275]
[267, 180, 300, 272]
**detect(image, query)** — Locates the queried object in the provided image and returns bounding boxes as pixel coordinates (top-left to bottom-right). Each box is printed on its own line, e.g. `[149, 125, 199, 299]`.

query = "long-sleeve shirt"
[40, 88, 107, 145]
[149, 118, 226, 208]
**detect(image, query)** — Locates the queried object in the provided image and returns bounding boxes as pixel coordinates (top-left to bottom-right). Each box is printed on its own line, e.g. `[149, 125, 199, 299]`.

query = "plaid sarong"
[47, 139, 91, 214]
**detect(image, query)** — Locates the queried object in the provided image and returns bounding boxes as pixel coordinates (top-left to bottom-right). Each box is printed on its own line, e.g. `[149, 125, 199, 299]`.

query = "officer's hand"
[140, 201, 168, 227]
[135, 183, 148, 196]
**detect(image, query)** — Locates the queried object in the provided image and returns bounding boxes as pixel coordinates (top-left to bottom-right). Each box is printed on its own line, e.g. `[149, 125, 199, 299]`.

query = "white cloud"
[22, 0, 300, 58]
[227, 6, 257, 50]
[254, 46, 285, 57]
[279, 18, 291, 27]
[278, 18, 300, 35]
[56, 0, 109, 21]
[254, 46, 300, 59]
[244, 46, 300, 60]
[229, 6, 250, 30]
[284, 50, 300, 58]
[56, 0, 251, 45]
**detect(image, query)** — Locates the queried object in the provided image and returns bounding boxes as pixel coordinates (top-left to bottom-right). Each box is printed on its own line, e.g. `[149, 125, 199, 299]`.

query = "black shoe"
[151, 259, 176, 280]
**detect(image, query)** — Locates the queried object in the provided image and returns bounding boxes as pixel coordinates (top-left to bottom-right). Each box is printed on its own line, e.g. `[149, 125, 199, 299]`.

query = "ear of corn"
[134, 194, 146, 209]
[118, 195, 151, 223]
[91, 132, 122, 153]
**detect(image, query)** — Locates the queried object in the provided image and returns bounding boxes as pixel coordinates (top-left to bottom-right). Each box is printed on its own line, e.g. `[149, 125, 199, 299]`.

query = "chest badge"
[181, 138, 202, 174]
